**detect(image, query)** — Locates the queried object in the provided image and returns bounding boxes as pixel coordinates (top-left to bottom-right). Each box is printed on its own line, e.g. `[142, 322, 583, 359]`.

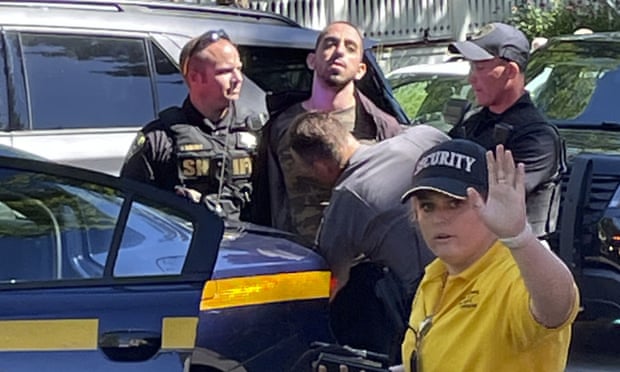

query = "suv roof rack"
[0, 0, 301, 27]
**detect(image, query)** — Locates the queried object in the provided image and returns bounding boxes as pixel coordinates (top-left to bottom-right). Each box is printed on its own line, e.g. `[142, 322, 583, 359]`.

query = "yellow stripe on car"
[0, 317, 198, 352]
[200, 271, 331, 311]
[161, 317, 198, 349]
[0, 271, 330, 352]
[0, 319, 98, 351]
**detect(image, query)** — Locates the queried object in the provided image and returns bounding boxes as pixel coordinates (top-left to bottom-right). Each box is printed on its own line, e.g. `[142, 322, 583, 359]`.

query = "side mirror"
[443, 98, 471, 127]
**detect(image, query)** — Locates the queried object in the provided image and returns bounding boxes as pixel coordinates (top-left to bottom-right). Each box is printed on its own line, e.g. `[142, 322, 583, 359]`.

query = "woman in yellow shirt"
[400, 139, 579, 372]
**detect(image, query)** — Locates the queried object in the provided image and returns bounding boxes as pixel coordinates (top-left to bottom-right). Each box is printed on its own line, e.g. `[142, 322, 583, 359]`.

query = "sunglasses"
[409, 315, 433, 372]
[181, 29, 231, 75]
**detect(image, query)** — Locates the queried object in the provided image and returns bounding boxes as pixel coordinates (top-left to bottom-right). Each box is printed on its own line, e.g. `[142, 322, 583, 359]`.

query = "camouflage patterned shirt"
[268, 96, 398, 244]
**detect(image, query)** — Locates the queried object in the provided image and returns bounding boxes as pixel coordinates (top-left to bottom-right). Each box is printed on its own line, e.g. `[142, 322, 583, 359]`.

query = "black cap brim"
[400, 177, 472, 203]
[448, 41, 495, 61]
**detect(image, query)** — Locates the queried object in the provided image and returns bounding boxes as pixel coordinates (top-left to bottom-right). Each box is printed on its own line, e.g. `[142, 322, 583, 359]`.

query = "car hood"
[214, 223, 328, 279]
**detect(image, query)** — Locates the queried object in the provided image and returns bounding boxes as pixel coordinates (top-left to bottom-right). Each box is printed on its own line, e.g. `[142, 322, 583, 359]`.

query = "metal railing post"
[451, 0, 470, 41]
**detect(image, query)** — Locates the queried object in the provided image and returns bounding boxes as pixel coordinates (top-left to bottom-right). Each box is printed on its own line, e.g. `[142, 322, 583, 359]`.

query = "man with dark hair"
[448, 22, 566, 238]
[121, 30, 263, 217]
[289, 111, 447, 361]
[251, 21, 402, 244]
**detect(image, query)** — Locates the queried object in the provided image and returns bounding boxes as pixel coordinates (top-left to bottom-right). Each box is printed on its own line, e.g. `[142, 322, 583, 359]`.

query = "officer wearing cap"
[401, 139, 579, 372]
[121, 30, 264, 217]
[448, 22, 566, 238]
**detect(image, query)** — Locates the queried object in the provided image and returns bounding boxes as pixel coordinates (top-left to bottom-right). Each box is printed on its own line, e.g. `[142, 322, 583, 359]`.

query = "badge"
[471, 23, 495, 40]
[238, 132, 257, 150]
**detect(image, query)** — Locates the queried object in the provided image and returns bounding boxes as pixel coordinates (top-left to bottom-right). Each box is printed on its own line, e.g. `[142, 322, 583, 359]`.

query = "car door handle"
[99, 330, 161, 362]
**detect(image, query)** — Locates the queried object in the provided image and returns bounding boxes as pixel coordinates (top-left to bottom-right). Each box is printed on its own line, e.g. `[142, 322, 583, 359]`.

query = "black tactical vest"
[450, 105, 567, 238]
[160, 107, 261, 215]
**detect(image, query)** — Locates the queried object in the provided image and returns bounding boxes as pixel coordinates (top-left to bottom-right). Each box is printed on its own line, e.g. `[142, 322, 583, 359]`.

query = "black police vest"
[450, 108, 567, 238]
[170, 124, 241, 186]
[160, 107, 259, 213]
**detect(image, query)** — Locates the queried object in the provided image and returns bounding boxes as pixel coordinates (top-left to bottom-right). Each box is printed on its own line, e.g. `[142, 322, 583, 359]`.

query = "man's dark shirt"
[317, 125, 447, 296]
[449, 92, 565, 236]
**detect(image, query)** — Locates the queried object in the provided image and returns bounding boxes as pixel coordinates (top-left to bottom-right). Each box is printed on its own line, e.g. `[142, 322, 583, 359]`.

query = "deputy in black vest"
[121, 30, 265, 217]
[448, 23, 566, 238]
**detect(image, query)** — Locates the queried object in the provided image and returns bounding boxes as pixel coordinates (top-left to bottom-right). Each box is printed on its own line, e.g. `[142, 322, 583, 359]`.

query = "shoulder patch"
[125, 132, 147, 161]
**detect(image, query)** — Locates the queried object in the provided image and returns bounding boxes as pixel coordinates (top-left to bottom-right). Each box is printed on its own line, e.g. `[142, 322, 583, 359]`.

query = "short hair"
[314, 21, 364, 52]
[288, 111, 350, 165]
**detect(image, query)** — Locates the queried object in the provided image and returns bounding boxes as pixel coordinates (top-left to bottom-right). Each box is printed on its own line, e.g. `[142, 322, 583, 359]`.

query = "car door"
[0, 155, 222, 372]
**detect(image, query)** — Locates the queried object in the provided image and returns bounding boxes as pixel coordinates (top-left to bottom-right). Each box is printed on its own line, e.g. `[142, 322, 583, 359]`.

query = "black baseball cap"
[448, 22, 530, 71]
[401, 139, 488, 202]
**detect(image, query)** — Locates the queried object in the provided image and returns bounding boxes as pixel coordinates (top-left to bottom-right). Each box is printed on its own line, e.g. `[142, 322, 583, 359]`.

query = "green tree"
[507, 0, 620, 40]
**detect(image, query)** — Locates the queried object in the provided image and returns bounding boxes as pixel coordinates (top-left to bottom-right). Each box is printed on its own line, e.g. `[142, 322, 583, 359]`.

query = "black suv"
[0, 0, 406, 174]
[525, 32, 620, 319]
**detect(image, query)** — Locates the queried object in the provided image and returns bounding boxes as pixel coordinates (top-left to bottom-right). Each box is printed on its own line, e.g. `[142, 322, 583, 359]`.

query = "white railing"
[181, 1, 617, 45]
[176, 0, 615, 71]
[247, 0, 522, 45]
[248, 0, 444, 44]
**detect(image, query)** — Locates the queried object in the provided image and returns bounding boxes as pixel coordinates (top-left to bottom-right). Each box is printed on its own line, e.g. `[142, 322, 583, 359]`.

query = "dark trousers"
[329, 262, 413, 365]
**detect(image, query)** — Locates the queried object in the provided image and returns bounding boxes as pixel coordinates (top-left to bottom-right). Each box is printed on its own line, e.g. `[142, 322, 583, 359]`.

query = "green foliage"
[393, 83, 428, 120]
[506, 0, 620, 40]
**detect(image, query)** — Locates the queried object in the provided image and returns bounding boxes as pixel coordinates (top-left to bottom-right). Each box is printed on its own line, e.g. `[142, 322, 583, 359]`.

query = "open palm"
[467, 144, 527, 239]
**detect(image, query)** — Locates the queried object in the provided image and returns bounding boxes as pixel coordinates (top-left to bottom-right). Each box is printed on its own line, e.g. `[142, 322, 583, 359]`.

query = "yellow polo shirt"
[402, 241, 580, 372]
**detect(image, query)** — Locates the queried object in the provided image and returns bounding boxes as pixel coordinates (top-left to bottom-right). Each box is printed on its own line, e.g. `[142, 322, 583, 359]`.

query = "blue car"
[0, 145, 332, 371]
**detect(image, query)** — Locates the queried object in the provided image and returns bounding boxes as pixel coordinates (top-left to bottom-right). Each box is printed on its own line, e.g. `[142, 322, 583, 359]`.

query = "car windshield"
[526, 38, 620, 126]
[390, 74, 470, 131]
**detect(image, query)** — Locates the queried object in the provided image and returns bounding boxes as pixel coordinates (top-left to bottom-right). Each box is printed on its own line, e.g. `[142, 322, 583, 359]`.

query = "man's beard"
[320, 71, 354, 90]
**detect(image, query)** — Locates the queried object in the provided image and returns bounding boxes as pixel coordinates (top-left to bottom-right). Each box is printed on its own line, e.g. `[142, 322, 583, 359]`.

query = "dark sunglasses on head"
[181, 29, 231, 75]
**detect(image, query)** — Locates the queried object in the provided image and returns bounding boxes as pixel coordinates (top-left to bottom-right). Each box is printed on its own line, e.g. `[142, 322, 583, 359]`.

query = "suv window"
[152, 41, 186, 110]
[526, 39, 620, 159]
[19, 33, 155, 129]
[527, 40, 620, 124]
[239, 46, 312, 95]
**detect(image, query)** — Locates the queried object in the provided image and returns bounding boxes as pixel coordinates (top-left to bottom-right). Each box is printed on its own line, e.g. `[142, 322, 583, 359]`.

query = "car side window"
[152, 41, 187, 110]
[19, 33, 154, 129]
[238, 45, 312, 94]
[0, 169, 121, 282]
[0, 167, 193, 284]
[114, 198, 193, 277]
[238, 46, 312, 115]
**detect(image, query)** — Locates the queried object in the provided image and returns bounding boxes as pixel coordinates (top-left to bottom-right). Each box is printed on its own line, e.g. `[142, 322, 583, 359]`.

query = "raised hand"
[467, 144, 527, 239]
